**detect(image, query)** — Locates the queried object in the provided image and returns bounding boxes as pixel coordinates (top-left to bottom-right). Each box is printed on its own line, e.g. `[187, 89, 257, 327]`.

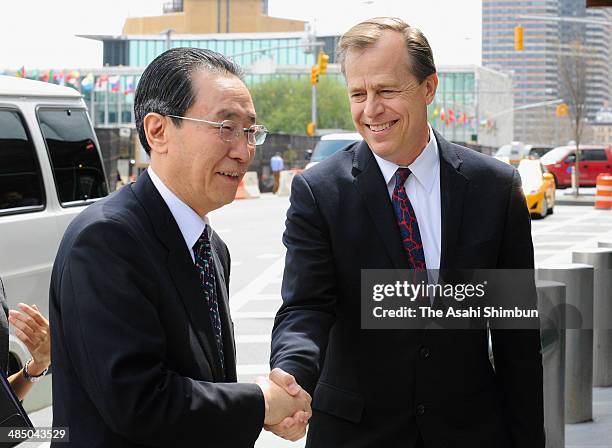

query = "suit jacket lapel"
[435, 131, 469, 269]
[209, 236, 238, 382]
[131, 172, 224, 381]
[352, 141, 409, 269]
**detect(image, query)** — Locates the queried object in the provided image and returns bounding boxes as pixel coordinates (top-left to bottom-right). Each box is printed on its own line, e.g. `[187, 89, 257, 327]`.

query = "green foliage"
[249, 76, 354, 135]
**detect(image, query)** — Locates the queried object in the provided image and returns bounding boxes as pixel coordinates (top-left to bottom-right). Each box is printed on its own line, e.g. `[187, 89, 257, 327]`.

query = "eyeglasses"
[166, 114, 268, 146]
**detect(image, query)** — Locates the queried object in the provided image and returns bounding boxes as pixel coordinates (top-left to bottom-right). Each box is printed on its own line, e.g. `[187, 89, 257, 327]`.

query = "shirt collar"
[147, 167, 209, 251]
[372, 124, 439, 193]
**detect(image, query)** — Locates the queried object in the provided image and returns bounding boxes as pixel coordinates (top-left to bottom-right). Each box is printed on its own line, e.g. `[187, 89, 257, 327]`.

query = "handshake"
[255, 368, 312, 441]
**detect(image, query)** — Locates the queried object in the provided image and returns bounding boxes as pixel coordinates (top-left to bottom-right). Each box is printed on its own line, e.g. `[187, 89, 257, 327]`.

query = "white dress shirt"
[371, 125, 442, 269]
[147, 167, 210, 263]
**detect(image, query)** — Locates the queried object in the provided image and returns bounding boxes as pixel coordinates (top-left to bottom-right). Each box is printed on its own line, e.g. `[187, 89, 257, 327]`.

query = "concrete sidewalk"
[567, 387, 612, 447]
[555, 188, 598, 206]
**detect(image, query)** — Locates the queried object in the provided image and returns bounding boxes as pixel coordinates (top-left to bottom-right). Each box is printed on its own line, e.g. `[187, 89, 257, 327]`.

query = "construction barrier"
[276, 169, 302, 197]
[235, 171, 260, 200]
[595, 173, 612, 210]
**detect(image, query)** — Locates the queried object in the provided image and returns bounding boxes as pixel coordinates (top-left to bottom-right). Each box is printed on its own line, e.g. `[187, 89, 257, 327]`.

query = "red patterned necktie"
[392, 168, 427, 270]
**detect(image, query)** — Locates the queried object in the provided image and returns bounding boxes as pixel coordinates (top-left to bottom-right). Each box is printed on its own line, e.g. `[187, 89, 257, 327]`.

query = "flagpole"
[91, 78, 96, 127]
[104, 76, 109, 126]
[117, 77, 122, 125]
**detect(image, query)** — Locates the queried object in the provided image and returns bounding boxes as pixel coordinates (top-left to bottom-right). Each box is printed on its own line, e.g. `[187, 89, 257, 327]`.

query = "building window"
[262, 0, 269, 15]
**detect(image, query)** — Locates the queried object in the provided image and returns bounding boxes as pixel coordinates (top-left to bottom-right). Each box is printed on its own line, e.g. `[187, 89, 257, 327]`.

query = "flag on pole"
[81, 72, 95, 91]
[109, 76, 120, 92]
[95, 74, 108, 92]
[66, 70, 81, 86]
[123, 76, 135, 95]
[54, 69, 65, 85]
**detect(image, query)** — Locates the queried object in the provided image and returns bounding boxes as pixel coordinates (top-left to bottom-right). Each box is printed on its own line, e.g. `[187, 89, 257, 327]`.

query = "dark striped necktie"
[193, 228, 225, 377]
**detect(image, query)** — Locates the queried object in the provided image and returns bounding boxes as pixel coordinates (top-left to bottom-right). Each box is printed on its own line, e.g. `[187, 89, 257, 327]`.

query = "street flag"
[66, 70, 80, 86]
[95, 74, 108, 92]
[109, 76, 120, 92]
[54, 69, 65, 86]
[81, 72, 95, 91]
[123, 76, 135, 95]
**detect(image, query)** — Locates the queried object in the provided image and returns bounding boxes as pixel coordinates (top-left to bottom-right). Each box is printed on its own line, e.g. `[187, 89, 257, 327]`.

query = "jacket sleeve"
[270, 174, 338, 395]
[491, 169, 545, 447]
[57, 218, 264, 447]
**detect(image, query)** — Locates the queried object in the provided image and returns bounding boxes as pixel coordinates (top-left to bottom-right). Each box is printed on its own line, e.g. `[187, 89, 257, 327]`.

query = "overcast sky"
[1, 0, 481, 70]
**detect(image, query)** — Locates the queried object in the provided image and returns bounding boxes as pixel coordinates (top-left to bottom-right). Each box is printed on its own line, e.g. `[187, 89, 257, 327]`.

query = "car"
[527, 145, 553, 159]
[0, 76, 108, 411]
[495, 142, 554, 166]
[517, 159, 555, 218]
[540, 144, 612, 188]
[495, 142, 529, 166]
[305, 132, 363, 170]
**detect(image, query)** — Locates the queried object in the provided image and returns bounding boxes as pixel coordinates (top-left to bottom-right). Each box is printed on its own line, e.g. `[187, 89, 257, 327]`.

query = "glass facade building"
[75, 32, 513, 147]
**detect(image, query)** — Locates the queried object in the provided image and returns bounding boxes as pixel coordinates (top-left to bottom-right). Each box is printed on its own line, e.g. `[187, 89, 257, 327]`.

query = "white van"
[305, 132, 363, 170]
[0, 76, 108, 411]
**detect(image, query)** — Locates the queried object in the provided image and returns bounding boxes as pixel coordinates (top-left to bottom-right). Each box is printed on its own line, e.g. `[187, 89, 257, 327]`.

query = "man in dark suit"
[49, 48, 310, 447]
[269, 18, 544, 447]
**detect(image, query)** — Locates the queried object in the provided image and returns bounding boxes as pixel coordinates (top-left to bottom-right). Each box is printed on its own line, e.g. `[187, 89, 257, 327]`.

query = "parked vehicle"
[0, 76, 108, 411]
[305, 132, 363, 170]
[527, 145, 553, 159]
[540, 144, 612, 188]
[517, 159, 555, 218]
[495, 142, 529, 166]
[495, 142, 554, 166]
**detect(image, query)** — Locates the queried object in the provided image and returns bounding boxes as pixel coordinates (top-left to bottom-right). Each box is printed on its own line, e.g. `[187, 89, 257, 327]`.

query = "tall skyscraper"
[482, 0, 611, 144]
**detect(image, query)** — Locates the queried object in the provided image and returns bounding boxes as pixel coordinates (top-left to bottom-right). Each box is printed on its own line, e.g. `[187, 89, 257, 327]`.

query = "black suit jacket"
[50, 172, 264, 447]
[270, 132, 544, 448]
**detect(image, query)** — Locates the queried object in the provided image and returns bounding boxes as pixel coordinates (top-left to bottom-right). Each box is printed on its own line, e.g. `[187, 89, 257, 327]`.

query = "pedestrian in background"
[270, 152, 284, 193]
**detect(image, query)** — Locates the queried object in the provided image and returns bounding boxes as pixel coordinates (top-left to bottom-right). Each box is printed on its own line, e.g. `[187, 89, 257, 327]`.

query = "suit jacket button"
[420, 347, 431, 359]
[416, 404, 426, 416]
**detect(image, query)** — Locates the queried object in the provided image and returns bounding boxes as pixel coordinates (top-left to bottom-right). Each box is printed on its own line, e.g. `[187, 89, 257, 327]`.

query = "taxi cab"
[517, 159, 555, 219]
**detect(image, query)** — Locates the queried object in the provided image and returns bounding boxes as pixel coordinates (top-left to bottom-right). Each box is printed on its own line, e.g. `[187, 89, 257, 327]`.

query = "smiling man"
[49, 48, 311, 447]
[270, 18, 544, 447]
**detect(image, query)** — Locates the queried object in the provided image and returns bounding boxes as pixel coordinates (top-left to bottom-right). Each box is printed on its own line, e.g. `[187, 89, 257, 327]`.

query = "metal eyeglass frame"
[166, 114, 268, 146]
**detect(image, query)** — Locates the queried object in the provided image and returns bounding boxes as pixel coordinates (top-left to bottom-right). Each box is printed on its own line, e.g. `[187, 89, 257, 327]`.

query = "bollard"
[537, 280, 566, 448]
[573, 248, 612, 387]
[537, 263, 594, 423]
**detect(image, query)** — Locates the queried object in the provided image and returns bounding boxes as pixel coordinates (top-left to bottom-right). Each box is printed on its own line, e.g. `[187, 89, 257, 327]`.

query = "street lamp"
[161, 29, 175, 51]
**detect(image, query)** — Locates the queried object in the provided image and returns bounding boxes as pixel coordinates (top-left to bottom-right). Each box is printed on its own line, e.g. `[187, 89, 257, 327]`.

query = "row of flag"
[11, 67, 136, 95]
[430, 107, 496, 131]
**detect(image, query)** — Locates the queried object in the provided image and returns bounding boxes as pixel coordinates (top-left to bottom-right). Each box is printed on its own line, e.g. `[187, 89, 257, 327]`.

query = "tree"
[249, 76, 354, 134]
[559, 41, 588, 197]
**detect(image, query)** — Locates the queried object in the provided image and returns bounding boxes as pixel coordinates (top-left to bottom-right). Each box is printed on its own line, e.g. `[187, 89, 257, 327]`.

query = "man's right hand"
[255, 371, 312, 427]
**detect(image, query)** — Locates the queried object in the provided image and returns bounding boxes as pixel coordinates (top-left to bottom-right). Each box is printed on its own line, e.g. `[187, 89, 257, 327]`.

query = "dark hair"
[134, 47, 244, 154]
[337, 17, 436, 83]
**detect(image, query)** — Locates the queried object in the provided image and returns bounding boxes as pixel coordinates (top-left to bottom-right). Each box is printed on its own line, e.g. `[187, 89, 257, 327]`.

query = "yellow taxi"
[517, 159, 556, 218]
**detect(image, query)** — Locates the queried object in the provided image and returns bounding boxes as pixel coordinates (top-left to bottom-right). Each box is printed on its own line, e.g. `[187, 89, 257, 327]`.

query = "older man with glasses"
[49, 47, 310, 448]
